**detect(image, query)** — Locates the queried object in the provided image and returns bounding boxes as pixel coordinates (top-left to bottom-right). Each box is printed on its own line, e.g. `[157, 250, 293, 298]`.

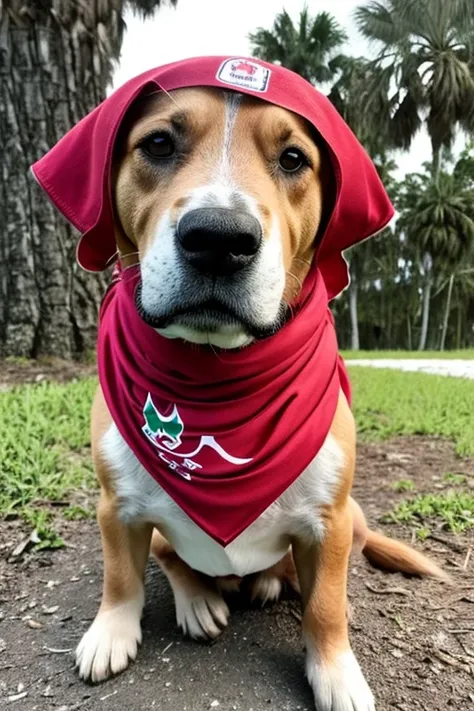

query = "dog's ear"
[31, 78, 159, 272]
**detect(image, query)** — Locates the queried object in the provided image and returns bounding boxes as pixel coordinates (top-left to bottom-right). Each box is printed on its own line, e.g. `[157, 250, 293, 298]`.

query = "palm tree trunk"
[407, 313, 412, 351]
[440, 273, 455, 351]
[418, 282, 432, 351]
[456, 303, 462, 349]
[349, 279, 359, 351]
[387, 298, 393, 348]
[432, 143, 441, 182]
[0, 7, 107, 357]
[418, 255, 433, 351]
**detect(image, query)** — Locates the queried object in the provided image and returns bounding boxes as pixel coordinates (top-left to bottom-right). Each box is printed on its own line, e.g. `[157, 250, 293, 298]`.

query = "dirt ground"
[1, 360, 474, 710]
[0, 358, 95, 389]
[1, 436, 473, 711]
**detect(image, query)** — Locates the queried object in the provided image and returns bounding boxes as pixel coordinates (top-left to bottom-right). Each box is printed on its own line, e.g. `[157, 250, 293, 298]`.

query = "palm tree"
[355, 0, 474, 178]
[0, 0, 175, 359]
[328, 56, 391, 160]
[249, 8, 347, 85]
[329, 54, 401, 350]
[397, 169, 474, 350]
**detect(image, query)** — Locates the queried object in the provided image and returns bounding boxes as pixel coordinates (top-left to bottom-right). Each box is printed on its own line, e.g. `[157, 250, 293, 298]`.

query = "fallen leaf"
[27, 619, 43, 630]
[42, 646, 73, 654]
[9, 530, 40, 559]
[7, 691, 28, 702]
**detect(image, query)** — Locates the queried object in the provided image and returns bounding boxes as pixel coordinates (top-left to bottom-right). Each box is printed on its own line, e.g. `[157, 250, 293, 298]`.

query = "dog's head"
[113, 88, 331, 347]
[31, 57, 393, 349]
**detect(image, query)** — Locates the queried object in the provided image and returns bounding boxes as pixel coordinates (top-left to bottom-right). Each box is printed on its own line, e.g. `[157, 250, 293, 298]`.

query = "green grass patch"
[415, 526, 431, 541]
[387, 491, 474, 534]
[349, 367, 474, 455]
[23, 509, 66, 550]
[342, 349, 474, 360]
[0, 378, 97, 544]
[391, 479, 416, 493]
[443, 472, 467, 485]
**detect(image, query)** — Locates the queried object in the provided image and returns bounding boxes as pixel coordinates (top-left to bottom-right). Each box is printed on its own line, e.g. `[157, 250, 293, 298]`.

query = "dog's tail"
[362, 529, 448, 579]
[350, 498, 449, 581]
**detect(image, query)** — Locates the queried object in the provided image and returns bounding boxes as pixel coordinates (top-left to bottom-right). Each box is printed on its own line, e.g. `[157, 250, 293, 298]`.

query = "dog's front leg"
[76, 489, 152, 683]
[293, 502, 375, 711]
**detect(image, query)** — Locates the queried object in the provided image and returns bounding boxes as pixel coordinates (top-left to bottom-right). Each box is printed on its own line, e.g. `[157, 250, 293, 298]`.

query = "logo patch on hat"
[216, 58, 271, 93]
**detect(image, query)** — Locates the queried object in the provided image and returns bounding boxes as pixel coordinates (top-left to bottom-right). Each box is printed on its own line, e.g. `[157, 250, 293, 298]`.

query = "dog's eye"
[140, 132, 175, 159]
[279, 148, 308, 173]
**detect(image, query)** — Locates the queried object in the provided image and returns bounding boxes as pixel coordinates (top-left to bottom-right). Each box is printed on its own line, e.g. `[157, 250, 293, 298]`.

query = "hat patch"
[216, 58, 271, 93]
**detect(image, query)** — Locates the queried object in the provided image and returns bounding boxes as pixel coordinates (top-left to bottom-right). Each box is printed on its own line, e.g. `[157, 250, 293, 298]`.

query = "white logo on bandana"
[142, 393, 252, 481]
[216, 58, 271, 93]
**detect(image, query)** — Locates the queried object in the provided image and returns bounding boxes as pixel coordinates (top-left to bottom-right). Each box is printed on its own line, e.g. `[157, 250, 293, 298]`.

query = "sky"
[111, 0, 451, 178]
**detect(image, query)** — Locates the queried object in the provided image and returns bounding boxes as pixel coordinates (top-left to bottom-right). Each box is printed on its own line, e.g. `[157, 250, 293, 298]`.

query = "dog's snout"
[177, 208, 262, 275]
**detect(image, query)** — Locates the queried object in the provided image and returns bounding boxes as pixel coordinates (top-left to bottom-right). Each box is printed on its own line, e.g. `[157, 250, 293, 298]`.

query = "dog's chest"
[101, 424, 343, 577]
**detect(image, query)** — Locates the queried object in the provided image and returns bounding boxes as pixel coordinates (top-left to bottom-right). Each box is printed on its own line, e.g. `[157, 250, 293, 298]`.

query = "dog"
[32, 57, 445, 711]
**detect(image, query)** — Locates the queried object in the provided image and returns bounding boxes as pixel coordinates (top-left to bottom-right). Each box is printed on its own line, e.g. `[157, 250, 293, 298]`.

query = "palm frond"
[249, 8, 347, 87]
[391, 90, 422, 148]
[354, 1, 406, 47]
[355, 0, 474, 174]
[125, 0, 177, 19]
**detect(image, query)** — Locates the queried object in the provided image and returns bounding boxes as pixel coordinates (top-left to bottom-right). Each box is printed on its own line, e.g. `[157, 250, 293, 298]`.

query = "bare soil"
[0, 358, 95, 388]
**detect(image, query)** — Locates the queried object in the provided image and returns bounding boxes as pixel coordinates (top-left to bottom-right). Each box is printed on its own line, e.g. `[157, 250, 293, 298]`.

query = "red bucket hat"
[31, 55, 393, 299]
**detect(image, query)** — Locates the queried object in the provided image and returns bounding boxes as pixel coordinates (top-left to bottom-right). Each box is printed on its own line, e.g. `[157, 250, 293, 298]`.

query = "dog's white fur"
[140, 203, 284, 349]
[76, 597, 143, 683]
[305, 645, 376, 711]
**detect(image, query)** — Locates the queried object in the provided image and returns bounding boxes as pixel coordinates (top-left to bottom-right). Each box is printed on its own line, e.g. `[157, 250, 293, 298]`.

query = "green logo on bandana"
[142, 394, 184, 449]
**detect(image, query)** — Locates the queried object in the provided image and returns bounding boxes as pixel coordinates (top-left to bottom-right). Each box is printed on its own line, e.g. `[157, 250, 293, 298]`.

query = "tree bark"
[0, 4, 117, 358]
[439, 273, 454, 351]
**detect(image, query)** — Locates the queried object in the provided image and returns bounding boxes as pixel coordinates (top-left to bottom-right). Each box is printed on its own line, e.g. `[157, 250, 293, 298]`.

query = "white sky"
[111, 0, 462, 178]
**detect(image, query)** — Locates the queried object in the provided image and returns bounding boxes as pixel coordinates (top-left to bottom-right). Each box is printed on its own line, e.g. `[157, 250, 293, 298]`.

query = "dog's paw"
[173, 580, 230, 640]
[306, 649, 375, 711]
[76, 600, 142, 683]
[250, 571, 283, 605]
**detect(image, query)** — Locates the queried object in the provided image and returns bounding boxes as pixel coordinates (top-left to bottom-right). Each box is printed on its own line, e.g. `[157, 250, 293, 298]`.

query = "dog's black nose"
[177, 208, 262, 275]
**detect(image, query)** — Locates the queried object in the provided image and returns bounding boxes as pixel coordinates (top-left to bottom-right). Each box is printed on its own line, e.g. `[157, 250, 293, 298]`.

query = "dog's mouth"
[135, 284, 289, 341]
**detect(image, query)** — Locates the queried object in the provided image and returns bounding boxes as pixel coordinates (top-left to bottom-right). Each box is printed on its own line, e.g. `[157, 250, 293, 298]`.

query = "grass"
[342, 349, 474, 360]
[387, 491, 474, 534]
[349, 367, 474, 455]
[391, 479, 416, 493]
[444, 472, 467, 485]
[386, 468, 474, 536]
[0, 378, 97, 547]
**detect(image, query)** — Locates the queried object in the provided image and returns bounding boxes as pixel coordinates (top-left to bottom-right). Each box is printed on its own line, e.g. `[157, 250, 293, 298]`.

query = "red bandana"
[31, 56, 394, 546]
[98, 263, 349, 545]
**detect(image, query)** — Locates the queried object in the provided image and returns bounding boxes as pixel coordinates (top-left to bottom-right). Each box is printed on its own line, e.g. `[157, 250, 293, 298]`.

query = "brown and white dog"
[50, 85, 448, 711]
